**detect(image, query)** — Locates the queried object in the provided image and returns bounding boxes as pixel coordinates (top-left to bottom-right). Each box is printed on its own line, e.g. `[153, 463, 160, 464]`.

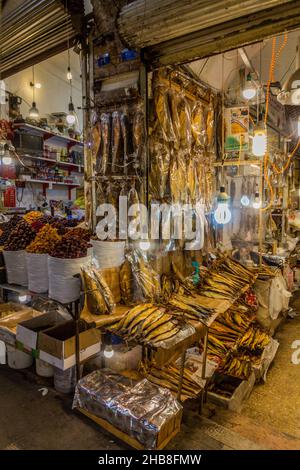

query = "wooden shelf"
[13, 123, 83, 149]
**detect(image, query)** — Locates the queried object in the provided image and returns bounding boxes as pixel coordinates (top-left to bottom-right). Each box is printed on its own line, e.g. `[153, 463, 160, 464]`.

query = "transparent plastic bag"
[153, 84, 176, 143]
[81, 265, 108, 315]
[98, 113, 110, 175]
[127, 250, 161, 303]
[178, 95, 192, 153]
[191, 101, 206, 149]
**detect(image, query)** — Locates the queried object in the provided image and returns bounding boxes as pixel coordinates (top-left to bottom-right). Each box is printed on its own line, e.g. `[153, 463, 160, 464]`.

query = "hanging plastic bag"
[127, 250, 161, 303]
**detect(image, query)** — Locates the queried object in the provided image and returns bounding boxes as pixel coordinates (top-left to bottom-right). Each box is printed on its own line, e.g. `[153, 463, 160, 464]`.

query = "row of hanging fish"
[149, 75, 215, 207]
[91, 108, 145, 175]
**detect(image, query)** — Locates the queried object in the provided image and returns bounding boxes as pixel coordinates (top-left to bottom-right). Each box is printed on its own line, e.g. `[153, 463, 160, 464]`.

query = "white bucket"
[35, 358, 54, 377]
[92, 240, 125, 268]
[26, 253, 49, 293]
[3, 250, 28, 286]
[6, 344, 33, 369]
[48, 255, 91, 304]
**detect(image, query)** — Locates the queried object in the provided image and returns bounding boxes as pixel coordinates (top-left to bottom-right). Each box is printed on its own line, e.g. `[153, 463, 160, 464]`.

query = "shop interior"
[0, 2, 300, 451]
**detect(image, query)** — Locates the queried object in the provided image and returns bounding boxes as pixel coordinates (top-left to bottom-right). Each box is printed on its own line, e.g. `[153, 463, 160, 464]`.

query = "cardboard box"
[208, 371, 256, 412]
[0, 307, 43, 346]
[16, 311, 67, 352]
[39, 321, 101, 370]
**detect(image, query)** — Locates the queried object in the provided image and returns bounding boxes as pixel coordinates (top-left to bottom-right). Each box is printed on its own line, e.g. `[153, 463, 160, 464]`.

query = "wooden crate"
[78, 407, 182, 450]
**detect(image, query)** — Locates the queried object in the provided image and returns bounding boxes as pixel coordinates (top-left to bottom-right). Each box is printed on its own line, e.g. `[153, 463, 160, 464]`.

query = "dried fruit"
[64, 227, 92, 242]
[23, 211, 43, 225]
[4, 220, 36, 251]
[26, 224, 61, 254]
[50, 234, 89, 258]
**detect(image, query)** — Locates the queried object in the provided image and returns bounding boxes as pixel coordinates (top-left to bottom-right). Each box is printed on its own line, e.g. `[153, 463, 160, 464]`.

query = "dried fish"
[99, 113, 110, 175]
[120, 113, 128, 174]
[133, 109, 145, 167]
[154, 84, 176, 143]
[111, 111, 121, 173]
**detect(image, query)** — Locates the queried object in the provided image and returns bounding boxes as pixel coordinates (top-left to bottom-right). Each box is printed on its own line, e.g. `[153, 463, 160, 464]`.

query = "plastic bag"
[98, 113, 110, 175]
[127, 250, 161, 303]
[191, 101, 206, 148]
[178, 95, 192, 153]
[81, 265, 108, 315]
[26, 252, 48, 293]
[153, 84, 176, 143]
[120, 260, 134, 305]
[3, 250, 28, 286]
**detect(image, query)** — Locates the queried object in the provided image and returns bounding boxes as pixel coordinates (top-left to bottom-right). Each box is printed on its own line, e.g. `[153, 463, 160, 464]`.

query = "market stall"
[1, 0, 300, 452]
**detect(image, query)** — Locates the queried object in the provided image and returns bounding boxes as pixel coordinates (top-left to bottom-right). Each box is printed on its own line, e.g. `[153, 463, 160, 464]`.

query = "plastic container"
[35, 358, 54, 378]
[26, 253, 49, 293]
[6, 344, 33, 369]
[3, 250, 28, 286]
[53, 365, 82, 394]
[92, 240, 125, 268]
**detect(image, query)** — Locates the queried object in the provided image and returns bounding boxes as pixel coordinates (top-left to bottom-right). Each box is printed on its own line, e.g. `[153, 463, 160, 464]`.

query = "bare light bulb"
[103, 345, 114, 358]
[253, 192, 262, 209]
[67, 67, 73, 81]
[252, 130, 267, 157]
[35, 82, 42, 89]
[29, 102, 39, 119]
[241, 195, 250, 207]
[139, 241, 151, 251]
[214, 187, 231, 224]
[18, 295, 28, 303]
[242, 73, 256, 100]
[66, 100, 77, 125]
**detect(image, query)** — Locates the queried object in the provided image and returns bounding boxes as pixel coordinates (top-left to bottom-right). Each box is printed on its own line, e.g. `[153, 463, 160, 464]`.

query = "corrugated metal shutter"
[0, 0, 79, 79]
[118, 0, 300, 67]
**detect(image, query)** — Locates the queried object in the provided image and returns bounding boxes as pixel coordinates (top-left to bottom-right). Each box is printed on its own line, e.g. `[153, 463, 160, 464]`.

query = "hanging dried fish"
[154, 84, 176, 143]
[91, 121, 101, 168]
[133, 108, 145, 167]
[169, 90, 181, 148]
[120, 113, 129, 174]
[207, 98, 214, 150]
[191, 101, 205, 148]
[178, 95, 192, 153]
[187, 156, 196, 203]
[111, 111, 121, 173]
[98, 113, 110, 175]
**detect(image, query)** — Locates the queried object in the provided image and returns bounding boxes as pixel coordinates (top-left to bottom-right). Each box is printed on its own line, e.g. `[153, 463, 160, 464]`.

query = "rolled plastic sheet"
[73, 369, 182, 449]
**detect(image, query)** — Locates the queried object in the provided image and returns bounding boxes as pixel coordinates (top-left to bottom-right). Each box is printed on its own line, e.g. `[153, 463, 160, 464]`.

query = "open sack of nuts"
[48, 235, 92, 304]
[25, 224, 62, 293]
[3, 219, 36, 286]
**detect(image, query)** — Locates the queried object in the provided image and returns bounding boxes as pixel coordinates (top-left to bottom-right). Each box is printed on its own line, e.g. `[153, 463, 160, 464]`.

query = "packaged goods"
[26, 224, 61, 254]
[73, 370, 182, 449]
[4, 220, 36, 251]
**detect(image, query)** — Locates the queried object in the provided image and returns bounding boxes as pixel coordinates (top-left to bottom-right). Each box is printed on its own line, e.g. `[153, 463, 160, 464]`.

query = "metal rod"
[177, 349, 187, 403]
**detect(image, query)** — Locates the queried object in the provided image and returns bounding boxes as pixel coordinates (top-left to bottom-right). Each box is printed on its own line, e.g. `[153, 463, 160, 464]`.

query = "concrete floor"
[0, 299, 300, 450]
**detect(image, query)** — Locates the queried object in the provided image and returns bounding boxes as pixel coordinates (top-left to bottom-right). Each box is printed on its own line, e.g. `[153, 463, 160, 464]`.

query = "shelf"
[23, 179, 80, 187]
[19, 152, 83, 170]
[13, 123, 84, 149]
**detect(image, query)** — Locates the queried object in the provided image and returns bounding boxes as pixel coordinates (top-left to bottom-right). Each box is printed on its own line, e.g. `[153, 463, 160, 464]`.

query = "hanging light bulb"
[252, 129, 267, 157]
[139, 240, 151, 251]
[28, 66, 39, 119]
[29, 102, 39, 119]
[67, 66, 73, 81]
[66, 99, 76, 125]
[103, 345, 114, 358]
[214, 187, 231, 225]
[2, 150, 12, 165]
[242, 73, 256, 100]
[253, 191, 262, 209]
[241, 195, 250, 207]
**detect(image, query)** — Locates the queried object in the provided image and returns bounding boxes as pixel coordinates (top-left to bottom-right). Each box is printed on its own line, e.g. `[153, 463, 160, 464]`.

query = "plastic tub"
[35, 358, 54, 378]
[6, 344, 33, 369]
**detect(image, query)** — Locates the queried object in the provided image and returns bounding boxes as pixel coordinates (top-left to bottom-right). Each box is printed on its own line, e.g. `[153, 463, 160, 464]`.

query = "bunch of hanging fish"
[140, 361, 202, 400]
[108, 303, 181, 345]
[199, 257, 255, 301]
[149, 75, 215, 208]
[91, 109, 145, 175]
